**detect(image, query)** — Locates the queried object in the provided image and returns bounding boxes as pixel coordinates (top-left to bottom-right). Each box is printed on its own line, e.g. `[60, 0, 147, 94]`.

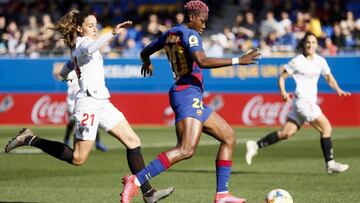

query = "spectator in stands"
[322, 37, 338, 56]
[277, 11, 292, 37]
[3, 20, 21, 56]
[18, 15, 40, 57]
[259, 39, 272, 56]
[278, 25, 296, 52]
[240, 11, 259, 39]
[331, 23, 345, 50]
[175, 12, 184, 24]
[293, 11, 306, 41]
[354, 20, 360, 48]
[260, 11, 278, 38]
[216, 26, 236, 54]
[0, 15, 6, 54]
[206, 34, 224, 57]
[122, 38, 142, 58]
[146, 14, 167, 38]
[37, 14, 56, 55]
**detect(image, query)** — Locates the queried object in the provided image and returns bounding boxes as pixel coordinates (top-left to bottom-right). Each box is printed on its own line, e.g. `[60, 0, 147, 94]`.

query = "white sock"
[134, 176, 141, 187]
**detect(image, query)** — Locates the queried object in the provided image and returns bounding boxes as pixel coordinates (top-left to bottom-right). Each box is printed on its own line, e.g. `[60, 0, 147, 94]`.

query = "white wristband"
[232, 57, 239, 65]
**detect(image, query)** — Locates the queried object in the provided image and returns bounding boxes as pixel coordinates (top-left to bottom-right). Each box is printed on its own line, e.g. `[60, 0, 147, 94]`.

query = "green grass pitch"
[0, 126, 359, 202]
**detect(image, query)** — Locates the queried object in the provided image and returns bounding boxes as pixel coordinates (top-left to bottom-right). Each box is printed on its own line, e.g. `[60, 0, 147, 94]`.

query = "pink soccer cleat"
[121, 175, 139, 203]
[214, 192, 246, 203]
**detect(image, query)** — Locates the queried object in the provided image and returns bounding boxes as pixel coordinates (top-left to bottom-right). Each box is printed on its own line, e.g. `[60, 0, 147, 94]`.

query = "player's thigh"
[108, 119, 141, 149]
[98, 100, 141, 149]
[175, 117, 203, 148]
[310, 113, 332, 136]
[203, 111, 234, 143]
[100, 101, 141, 149]
[73, 139, 95, 164]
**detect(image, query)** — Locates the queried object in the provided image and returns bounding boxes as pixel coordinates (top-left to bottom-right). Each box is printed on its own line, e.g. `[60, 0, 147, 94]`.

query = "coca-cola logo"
[242, 95, 292, 126]
[31, 95, 67, 124]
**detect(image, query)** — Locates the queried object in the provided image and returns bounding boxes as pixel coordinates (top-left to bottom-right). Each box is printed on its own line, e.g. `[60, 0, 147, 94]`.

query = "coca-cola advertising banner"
[1, 93, 358, 126]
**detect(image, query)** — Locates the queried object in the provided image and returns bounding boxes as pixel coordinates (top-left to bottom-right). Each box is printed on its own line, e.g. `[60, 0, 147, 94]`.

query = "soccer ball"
[265, 188, 293, 203]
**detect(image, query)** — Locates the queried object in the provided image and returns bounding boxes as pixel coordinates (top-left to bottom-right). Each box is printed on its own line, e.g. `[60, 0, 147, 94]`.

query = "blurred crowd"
[0, 0, 359, 58]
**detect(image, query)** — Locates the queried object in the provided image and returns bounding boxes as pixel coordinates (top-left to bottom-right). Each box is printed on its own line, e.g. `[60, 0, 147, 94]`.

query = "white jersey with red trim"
[284, 53, 331, 103]
[72, 33, 113, 99]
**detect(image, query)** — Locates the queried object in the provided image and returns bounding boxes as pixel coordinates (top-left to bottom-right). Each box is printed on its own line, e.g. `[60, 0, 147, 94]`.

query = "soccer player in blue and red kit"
[121, 1, 261, 203]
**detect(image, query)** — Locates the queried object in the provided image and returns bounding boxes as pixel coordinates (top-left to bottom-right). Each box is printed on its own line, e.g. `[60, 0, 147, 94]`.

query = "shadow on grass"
[167, 168, 321, 176]
[0, 201, 38, 203]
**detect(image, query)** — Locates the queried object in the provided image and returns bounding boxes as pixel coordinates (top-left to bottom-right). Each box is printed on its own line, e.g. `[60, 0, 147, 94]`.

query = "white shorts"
[73, 96, 125, 140]
[287, 98, 322, 127]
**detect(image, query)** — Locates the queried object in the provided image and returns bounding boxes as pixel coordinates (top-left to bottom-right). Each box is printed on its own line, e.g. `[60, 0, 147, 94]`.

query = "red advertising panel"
[0, 93, 359, 126]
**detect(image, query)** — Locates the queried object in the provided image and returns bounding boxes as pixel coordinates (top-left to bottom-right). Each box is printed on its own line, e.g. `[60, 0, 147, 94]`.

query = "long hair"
[50, 9, 91, 50]
[183, 0, 209, 23]
[296, 31, 317, 54]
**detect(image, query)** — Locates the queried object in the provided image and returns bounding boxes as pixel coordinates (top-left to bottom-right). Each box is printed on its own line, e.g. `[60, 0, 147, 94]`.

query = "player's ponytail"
[50, 9, 91, 50]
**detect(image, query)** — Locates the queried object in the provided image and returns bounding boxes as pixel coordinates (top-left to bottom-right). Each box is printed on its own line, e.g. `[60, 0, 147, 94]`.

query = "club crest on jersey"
[189, 35, 199, 47]
[196, 109, 203, 116]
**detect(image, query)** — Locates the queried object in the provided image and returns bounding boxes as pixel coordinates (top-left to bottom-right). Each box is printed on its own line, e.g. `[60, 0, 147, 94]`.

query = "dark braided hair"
[184, 0, 209, 23]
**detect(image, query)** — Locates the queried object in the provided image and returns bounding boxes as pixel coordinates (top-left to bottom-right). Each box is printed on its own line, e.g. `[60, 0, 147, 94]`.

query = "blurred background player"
[245, 32, 351, 174]
[4, 9, 173, 202]
[121, 1, 260, 203]
[62, 70, 108, 152]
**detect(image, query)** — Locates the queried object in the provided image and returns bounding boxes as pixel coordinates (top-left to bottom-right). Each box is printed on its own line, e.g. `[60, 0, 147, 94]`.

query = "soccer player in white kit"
[4, 9, 173, 202]
[245, 32, 351, 174]
[62, 70, 107, 151]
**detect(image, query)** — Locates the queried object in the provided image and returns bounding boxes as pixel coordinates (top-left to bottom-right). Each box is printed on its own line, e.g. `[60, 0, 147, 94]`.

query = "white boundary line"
[1, 134, 358, 154]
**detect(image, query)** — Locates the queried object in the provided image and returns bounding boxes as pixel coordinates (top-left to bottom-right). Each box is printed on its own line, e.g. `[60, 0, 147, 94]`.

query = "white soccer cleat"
[326, 160, 349, 174]
[245, 140, 258, 165]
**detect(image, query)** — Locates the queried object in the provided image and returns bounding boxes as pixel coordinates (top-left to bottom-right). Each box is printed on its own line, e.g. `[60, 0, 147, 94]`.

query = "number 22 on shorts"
[192, 98, 204, 109]
[81, 113, 95, 126]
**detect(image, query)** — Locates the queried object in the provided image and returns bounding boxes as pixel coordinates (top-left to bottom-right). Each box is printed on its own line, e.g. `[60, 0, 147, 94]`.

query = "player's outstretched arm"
[324, 73, 351, 97]
[85, 21, 132, 54]
[192, 48, 261, 69]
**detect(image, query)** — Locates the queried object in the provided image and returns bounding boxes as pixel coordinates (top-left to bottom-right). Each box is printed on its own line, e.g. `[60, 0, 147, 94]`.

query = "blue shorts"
[169, 86, 213, 123]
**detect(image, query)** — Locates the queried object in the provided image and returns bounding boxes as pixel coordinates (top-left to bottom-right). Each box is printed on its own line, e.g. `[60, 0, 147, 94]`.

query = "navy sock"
[320, 137, 333, 162]
[29, 136, 73, 164]
[216, 160, 232, 193]
[136, 152, 170, 185]
[257, 131, 279, 148]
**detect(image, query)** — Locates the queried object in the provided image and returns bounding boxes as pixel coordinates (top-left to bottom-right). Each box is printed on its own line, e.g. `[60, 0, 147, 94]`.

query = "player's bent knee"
[221, 128, 236, 145]
[72, 159, 85, 166]
[179, 147, 196, 160]
[72, 155, 86, 166]
[278, 131, 293, 139]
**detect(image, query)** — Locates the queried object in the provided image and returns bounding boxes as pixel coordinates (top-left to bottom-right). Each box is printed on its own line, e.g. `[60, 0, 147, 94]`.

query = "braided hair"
[184, 0, 209, 23]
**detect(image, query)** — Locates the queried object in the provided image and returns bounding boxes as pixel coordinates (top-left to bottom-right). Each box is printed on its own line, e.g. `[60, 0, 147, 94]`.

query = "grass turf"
[0, 126, 359, 202]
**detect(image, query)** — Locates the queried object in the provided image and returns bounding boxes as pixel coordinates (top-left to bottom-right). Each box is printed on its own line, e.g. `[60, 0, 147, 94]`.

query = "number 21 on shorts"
[81, 113, 95, 126]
